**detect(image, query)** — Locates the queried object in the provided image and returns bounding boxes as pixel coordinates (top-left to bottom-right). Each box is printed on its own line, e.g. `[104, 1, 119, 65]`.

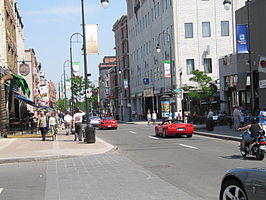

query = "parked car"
[220, 168, 266, 200]
[155, 120, 194, 138]
[89, 116, 101, 127]
[99, 116, 118, 130]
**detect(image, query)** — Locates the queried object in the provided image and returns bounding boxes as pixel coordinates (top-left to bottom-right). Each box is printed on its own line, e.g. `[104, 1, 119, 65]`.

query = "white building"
[126, 0, 245, 118]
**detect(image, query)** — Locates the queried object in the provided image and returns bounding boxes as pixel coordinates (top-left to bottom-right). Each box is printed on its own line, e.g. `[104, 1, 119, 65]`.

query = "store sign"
[143, 78, 149, 85]
[259, 80, 266, 89]
[144, 88, 154, 97]
[164, 60, 171, 78]
[258, 56, 266, 73]
[19, 63, 30, 76]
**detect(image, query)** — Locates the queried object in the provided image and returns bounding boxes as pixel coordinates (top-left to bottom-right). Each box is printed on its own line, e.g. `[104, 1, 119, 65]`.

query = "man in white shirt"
[73, 109, 85, 141]
[64, 113, 73, 136]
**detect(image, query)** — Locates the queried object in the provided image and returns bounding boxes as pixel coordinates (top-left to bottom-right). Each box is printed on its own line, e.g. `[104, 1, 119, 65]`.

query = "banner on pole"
[66, 81, 71, 92]
[72, 62, 80, 77]
[85, 24, 99, 55]
[236, 24, 249, 54]
[164, 60, 171, 78]
[124, 79, 128, 89]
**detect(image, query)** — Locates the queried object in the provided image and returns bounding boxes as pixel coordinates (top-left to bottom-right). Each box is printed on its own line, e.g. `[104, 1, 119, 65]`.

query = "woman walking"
[38, 112, 48, 141]
[49, 112, 58, 141]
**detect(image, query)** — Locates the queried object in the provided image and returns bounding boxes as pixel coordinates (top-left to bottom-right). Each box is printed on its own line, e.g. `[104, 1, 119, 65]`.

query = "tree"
[55, 98, 69, 112]
[183, 70, 214, 100]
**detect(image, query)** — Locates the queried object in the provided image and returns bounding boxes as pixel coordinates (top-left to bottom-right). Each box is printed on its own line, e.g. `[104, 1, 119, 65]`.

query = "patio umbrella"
[37, 106, 54, 112]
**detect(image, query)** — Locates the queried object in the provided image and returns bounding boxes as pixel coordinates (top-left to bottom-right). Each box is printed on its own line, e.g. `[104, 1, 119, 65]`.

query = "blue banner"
[236, 24, 248, 54]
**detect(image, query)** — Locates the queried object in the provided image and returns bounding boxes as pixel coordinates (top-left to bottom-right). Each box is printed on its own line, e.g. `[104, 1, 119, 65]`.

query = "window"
[151, 8, 154, 21]
[221, 21, 229, 36]
[204, 58, 212, 73]
[186, 59, 195, 74]
[202, 22, 211, 37]
[185, 23, 193, 38]
[157, 2, 160, 17]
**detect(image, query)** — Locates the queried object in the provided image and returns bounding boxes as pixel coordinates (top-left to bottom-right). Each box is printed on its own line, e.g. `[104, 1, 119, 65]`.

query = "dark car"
[220, 168, 266, 200]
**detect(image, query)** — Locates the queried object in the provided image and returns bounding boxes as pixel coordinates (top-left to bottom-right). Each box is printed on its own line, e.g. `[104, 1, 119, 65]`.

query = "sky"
[16, 0, 127, 88]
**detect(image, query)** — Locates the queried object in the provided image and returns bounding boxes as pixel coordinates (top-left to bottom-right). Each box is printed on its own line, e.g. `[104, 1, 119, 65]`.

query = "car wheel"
[155, 128, 159, 136]
[186, 134, 192, 138]
[219, 179, 247, 200]
[163, 129, 167, 138]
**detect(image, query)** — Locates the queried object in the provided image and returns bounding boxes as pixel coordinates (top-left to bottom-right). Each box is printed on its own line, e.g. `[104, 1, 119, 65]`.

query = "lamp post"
[80, 0, 109, 124]
[156, 32, 174, 118]
[223, 0, 255, 113]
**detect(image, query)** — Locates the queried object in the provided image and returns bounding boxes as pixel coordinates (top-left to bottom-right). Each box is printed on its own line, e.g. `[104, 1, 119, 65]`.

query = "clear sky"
[16, 0, 127, 88]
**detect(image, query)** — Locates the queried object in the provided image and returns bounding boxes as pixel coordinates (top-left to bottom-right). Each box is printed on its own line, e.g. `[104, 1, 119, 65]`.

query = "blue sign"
[236, 24, 249, 54]
[143, 78, 149, 85]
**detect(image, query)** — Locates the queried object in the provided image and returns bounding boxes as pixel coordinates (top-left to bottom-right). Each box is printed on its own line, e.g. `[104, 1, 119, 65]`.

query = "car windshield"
[90, 116, 100, 120]
[103, 117, 114, 120]
[163, 120, 182, 125]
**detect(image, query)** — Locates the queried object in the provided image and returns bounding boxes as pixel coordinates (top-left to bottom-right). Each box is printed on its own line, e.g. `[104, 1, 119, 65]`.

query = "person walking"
[147, 109, 151, 125]
[233, 106, 241, 131]
[73, 109, 85, 141]
[152, 110, 157, 125]
[38, 111, 48, 141]
[259, 107, 266, 133]
[49, 112, 58, 141]
[206, 109, 214, 131]
[64, 112, 73, 136]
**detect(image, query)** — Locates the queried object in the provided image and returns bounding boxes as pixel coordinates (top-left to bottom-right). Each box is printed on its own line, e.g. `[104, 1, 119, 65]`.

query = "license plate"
[177, 128, 185, 131]
[108, 125, 112, 127]
[260, 146, 266, 150]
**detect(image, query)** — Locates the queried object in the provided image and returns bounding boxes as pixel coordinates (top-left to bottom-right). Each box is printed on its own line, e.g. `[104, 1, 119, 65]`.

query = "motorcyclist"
[238, 118, 264, 150]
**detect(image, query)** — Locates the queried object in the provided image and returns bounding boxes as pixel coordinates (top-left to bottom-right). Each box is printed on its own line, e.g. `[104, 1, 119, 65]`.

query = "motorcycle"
[240, 130, 266, 160]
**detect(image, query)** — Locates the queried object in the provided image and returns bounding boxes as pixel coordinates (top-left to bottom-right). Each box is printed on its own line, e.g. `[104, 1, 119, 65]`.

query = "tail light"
[260, 141, 266, 145]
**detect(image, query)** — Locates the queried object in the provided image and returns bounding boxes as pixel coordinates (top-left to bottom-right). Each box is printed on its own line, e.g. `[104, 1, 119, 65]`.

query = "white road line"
[179, 143, 198, 149]
[0, 188, 3, 194]
[149, 136, 160, 140]
[130, 131, 137, 134]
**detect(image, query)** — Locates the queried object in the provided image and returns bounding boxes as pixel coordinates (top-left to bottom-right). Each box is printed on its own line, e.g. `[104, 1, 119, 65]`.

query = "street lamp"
[223, 0, 231, 10]
[101, 0, 109, 8]
[156, 32, 174, 118]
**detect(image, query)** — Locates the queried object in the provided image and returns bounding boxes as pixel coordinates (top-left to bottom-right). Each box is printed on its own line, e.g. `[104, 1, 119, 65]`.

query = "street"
[0, 123, 265, 200]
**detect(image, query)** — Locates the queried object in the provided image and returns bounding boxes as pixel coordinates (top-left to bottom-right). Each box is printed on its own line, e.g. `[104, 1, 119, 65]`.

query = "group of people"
[146, 109, 183, 125]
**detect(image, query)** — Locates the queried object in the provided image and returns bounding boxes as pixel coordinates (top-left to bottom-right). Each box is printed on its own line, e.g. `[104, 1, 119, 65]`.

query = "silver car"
[89, 116, 101, 127]
[220, 168, 266, 200]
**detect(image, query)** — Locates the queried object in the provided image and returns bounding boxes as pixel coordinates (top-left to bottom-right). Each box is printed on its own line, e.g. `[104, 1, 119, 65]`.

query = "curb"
[0, 137, 118, 165]
[194, 131, 241, 142]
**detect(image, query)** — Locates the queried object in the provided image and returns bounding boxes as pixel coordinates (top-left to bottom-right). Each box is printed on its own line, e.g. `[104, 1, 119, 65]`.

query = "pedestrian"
[233, 106, 241, 131]
[152, 110, 157, 125]
[38, 111, 48, 141]
[73, 109, 85, 141]
[206, 109, 214, 131]
[64, 112, 73, 135]
[177, 110, 182, 120]
[49, 112, 58, 141]
[147, 109, 151, 125]
[259, 107, 266, 133]
[168, 112, 173, 120]
[239, 107, 245, 127]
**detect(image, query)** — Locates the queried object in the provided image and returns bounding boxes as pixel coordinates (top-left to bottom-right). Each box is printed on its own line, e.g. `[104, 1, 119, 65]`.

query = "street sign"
[173, 89, 183, 93]
[143, 78, 149, 85]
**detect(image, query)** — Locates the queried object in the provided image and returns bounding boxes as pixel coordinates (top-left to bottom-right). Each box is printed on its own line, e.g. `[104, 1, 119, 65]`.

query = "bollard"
[84, 125, 96, 143]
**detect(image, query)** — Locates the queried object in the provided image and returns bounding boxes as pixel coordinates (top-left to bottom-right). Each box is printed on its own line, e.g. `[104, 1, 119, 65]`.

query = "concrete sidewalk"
[0, 129, 115, 164]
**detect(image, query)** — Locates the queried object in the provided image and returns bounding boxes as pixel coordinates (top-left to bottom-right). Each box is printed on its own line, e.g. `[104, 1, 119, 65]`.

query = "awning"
[236, 72, 247, 91]
[14, 94, 37, 107]
[201, 100, 227, 105]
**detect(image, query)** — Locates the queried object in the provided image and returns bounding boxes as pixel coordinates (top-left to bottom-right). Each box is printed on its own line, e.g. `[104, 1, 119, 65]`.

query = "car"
[155, 119, 194, 138]
[220, 168, 266, 200]
[89, 116, 101, 127]
[99, 116, 118, 130]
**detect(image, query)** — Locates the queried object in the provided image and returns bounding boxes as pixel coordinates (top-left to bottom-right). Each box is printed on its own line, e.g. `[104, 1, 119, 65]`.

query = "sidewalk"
[0, 129, 114, 164]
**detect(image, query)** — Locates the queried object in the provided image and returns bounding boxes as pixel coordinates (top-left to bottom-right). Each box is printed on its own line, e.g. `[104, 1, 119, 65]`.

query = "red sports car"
[155, 120, 194, 138]
[99, 116, 118, 130]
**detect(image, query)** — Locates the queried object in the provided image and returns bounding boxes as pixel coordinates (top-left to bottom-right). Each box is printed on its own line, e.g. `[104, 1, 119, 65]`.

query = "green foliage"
[183, 70, 213, 100]
[55, 98, 69, 112]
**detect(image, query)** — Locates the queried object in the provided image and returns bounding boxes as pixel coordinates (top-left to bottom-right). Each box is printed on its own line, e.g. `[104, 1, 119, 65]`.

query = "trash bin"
[84, 125, 96, 143]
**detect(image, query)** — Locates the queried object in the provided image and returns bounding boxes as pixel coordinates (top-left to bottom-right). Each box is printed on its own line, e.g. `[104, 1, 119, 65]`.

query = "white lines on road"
[130, 131, 137, 134]
[179, 143, 198, 150]
[0, 188, 3, 194]
[149, 136, 160, 140]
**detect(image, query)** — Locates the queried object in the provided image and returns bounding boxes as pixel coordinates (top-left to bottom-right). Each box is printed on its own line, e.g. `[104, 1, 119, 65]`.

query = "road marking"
[0, 188, 3, 194]
[149, 136, 160, 140]
[130, 131, 137, 134]
[179, 143, 198, 149]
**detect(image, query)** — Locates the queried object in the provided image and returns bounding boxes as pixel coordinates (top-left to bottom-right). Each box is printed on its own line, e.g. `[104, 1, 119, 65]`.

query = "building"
[126, 0, 245, 118]
[220, 0, 266, 114]
[98, 56, 117, 116]
[48, 81, 56, 107]
[113, 15, 132, 121]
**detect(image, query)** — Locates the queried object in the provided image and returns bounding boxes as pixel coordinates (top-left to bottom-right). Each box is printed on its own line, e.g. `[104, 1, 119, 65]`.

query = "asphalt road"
[0, 123, 265, 200]
[97, 123, 266, 200]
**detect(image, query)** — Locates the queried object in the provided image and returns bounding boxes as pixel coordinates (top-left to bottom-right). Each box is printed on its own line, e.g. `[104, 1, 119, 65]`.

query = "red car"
[155, 120, 194, 138]
[99, 116, 118, 130]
